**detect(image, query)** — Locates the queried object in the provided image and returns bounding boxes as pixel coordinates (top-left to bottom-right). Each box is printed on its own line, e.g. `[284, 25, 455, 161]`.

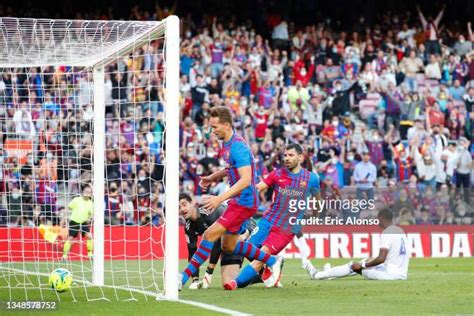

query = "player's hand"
[202, 195, 223, 213]
[351, 262, 362, 272]
[199, 175, 213, 189]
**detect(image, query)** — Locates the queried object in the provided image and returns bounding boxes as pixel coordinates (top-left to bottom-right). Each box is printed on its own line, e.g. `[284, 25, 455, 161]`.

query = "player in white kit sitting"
[305, 208, 409, 280]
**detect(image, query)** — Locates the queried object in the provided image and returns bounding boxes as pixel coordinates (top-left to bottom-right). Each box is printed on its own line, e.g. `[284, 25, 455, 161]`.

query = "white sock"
[294, 235, 310, 264]
[313, 263, 352, 280]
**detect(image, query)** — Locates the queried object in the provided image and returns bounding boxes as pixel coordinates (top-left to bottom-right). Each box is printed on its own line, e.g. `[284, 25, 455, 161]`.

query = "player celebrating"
[180, 106, 283, 289]
[62, 185, 94, 261]
[179, 192, 254, 289]
[305, 208, 409, 280]
[225, 143, 320, 290]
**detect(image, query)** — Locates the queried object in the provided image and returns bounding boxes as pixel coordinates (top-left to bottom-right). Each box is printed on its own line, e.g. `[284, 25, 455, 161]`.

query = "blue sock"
[233, 241, 277, 266]
[182, 239, 214, 285]
[235, 265, 258, 287]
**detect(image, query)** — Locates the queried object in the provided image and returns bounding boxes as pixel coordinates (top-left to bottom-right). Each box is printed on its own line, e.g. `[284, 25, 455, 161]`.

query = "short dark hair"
[378, 208, 393, 221]
[179, 192, 193, 203]
[286, 143, 304, 155]
[210, 106, 233, 126]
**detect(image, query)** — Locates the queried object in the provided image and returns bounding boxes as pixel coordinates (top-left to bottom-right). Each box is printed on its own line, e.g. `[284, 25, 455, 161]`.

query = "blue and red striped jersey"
[220, 132, 259, 208]
[262, 167, 320, 234]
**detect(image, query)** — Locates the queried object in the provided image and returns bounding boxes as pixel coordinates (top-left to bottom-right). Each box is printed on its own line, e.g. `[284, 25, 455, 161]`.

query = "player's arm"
[218, 165, 252, 201]
[199, 168, 227, 188]
[203, 165, 252, 212]
[364, 248, 388, 268]
[351, 248, 388, 273]
[256, 181, 269, 193]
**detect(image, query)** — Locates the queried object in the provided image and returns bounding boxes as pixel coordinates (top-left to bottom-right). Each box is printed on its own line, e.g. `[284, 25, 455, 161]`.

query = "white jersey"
[379, 225, 409, 277]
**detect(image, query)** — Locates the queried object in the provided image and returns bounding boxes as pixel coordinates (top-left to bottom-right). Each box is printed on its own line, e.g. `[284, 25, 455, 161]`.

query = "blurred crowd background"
[0, 0, 472, 228]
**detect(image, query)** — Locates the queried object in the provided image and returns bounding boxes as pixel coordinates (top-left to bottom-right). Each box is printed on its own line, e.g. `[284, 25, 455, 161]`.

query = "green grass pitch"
[1, 258, 473, 315]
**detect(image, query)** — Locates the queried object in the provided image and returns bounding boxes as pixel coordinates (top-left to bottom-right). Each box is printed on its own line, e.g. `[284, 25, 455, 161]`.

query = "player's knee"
[221, 240, 235, 253]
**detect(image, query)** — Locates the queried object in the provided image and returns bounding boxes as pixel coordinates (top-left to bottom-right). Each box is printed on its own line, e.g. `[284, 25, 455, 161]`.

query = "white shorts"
[361, 265, 407, 280]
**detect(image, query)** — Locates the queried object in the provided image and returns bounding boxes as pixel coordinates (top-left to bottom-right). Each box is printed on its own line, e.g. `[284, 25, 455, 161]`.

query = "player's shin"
[313, 263, 352, 280]
[295, 235, 310, 266]
[62, 241, 72, 258]
[235, 264, 259, 287]
[86, 239, 93, 257]
[232, 241, 276, 266]
[182, 239, 214, 286]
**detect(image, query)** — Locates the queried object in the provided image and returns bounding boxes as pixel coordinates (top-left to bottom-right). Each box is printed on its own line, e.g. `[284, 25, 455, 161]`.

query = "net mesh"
[0, 17, 169, 301]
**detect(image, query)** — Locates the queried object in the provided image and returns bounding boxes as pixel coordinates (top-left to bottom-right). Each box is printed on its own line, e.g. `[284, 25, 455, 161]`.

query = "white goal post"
[0, 16, 180, 301]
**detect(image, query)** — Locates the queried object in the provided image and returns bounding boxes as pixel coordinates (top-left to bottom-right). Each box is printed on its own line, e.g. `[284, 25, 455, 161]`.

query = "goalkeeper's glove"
[188, 279, 201, 290]
[200, 272, 213, 289]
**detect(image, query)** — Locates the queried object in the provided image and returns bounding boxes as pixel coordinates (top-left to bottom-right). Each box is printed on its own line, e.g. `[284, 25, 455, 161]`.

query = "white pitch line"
[178, 299, 252, 316]
[1, 267, 251, 316]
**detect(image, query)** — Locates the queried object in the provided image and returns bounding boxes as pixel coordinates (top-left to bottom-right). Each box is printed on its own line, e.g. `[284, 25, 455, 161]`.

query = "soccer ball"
[49, 268, 73, 292]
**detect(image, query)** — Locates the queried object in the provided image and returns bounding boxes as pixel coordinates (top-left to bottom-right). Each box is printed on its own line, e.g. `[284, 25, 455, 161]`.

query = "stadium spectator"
[0, 3, 472, 229]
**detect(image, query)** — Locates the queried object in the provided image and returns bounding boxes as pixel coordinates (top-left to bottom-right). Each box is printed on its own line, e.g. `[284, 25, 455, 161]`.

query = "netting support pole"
[164, 15, 180, 301]
[93, 66, 105, 286]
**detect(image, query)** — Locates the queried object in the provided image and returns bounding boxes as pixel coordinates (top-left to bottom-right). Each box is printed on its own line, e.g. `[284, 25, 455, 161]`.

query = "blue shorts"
[248, 218, 272, 248]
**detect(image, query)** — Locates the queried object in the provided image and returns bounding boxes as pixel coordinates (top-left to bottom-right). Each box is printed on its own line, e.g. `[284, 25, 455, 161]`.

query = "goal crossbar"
[0, 17, 166, 68]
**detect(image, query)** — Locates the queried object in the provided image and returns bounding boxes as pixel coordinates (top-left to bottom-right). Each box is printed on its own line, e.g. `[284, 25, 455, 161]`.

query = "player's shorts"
[248, 218, 273, 248]
[361, 265, 407, 280]
[262, 226, 294, 254]
[217, 200, 257, 234]
[68, 220, 90, 238]
[248, 218, 294, 254]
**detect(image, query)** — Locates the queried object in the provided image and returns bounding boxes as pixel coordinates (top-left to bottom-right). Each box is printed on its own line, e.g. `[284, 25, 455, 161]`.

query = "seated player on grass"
[224, 143, 321, 290]
[304, 208, 409, 280]
[179, 192, 255, 289]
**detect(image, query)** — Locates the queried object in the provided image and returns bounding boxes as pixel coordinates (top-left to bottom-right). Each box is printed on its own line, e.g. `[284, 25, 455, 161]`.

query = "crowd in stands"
[0, 3, 473, 227]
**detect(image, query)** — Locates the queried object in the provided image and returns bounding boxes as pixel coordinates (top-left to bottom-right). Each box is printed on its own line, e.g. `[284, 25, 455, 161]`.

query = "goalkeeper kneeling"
[180, 193, 254, 289]
[304, 209, 409, 281]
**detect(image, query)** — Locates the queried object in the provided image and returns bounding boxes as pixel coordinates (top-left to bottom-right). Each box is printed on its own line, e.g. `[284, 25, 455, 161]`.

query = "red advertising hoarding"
[0, 225, 472, 262]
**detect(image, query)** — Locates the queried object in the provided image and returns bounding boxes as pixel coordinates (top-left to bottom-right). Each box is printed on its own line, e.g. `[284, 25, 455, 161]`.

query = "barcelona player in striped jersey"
[180, 106, 283, 289]
[224, 143, 320, 290]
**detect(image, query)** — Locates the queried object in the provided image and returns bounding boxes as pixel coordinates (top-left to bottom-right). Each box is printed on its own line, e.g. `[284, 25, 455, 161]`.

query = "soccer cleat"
[223, 280, 237, 291]
[188, 279, 201, 290]
[323, 263, 331, 271]
[262, 256, 284, 288]
[303, 261, 318, 280]
[61, 256, 69, 263]
[201, 272, 213, 289]
[274, 280, 283, 288]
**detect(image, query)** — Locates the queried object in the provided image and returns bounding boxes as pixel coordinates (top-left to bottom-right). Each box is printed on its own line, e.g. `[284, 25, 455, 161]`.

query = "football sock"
[295, 235, 310, 263]
[62, 241, 71, 258]
[232, 241, 277, 266]
[235, 264, 259, 287]
[314, 263, 352, 279]
[86, 240, 93, 257]
[206, 267, 214, 275]
[182, 239, 214, 285]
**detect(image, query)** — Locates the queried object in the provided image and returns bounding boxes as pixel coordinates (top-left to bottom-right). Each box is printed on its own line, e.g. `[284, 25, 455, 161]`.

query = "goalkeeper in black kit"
[179, 193, 254, 289]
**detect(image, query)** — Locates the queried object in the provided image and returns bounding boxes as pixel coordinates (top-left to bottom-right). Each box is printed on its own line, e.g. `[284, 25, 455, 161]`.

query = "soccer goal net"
[0, 16, 180, 301]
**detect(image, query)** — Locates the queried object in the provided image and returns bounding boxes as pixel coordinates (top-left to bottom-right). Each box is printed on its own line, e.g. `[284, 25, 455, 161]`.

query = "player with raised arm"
[179, 192, 254, 289]
[305, 208, 409, 280]
[224, 143, 321, 290]
[179, 106, 283, 289]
